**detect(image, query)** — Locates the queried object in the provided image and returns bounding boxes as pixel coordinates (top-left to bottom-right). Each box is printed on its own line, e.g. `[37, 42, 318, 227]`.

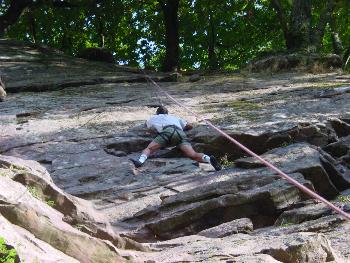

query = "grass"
[45, 200, 56, 207]
[336, 195, 350, 203]
[0, 237, 17, 263]
[2, 164, 26, 173]
[0, 169, 10, 177]
[0, 164, 28, 179]
[280, 142, 291, 147]
[220, 154, 235, 168]
[206, 99, 263, 125]
[27, 186, 41, 199]
[279, 218, 295, 227]
[227, 100, 263, 111]
[27, 186, 56, 208]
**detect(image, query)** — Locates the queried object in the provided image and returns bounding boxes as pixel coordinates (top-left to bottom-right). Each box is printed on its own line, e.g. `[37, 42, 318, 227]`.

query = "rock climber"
[130, 106, 222, 171]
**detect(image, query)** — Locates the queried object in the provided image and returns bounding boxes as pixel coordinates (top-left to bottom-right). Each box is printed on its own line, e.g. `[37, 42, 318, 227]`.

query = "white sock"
[138, 154, 148, 164]
[202, 154, 211, 163]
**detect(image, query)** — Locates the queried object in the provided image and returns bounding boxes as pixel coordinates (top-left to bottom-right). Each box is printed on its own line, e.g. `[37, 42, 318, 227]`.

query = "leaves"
[0, 0, 349, 71]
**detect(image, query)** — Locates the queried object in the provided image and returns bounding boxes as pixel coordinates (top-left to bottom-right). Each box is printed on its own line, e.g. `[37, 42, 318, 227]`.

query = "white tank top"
[146, 114, 187, 133]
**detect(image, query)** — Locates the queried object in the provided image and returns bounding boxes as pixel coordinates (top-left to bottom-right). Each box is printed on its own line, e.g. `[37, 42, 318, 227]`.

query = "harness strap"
[158, 125, 182, 145]
[163, 125, 182, 130]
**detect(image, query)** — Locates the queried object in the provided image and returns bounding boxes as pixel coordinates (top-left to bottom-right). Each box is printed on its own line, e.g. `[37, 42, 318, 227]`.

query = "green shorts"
[153, 126, 191, 147]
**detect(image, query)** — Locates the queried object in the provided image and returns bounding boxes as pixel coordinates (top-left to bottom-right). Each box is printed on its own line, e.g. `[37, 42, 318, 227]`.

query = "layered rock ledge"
[1, 39, 350, 262]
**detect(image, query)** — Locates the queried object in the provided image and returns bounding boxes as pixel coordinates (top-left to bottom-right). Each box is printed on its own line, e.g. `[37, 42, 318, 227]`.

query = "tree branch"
[0, 0, 34, 36]
[311, 0, 334, 50]
[52, 0, 79, 8]
[158, 0, 165, 9]
[270, 0, 289, 44]
[0, 0, 80, 36]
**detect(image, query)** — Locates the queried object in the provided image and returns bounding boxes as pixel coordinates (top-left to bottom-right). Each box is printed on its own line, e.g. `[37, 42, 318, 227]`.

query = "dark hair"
[156, 106, 168, 115]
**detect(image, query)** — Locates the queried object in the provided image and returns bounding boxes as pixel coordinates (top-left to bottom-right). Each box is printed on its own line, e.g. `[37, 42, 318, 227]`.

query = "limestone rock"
[0, 155, 150, 261]
[1, 39, 350, 262]
[0, 175, 125, 263]
[124, 171, 312, 241]
[235, 143, 349, 197]
[189, 73, 201, 82]
[323, 135, 350, 158]
[329, 118, 350, 138]
[133, 232, 344, 263]
[319, 86, 350, 98]
[247, 53, 342, 73]
[197, 218, 253, 238]
[0, 214, 79, 263]
[0, 76, 6, 102]
[191, 122, 336, 159]
[274, 201, 332, 226]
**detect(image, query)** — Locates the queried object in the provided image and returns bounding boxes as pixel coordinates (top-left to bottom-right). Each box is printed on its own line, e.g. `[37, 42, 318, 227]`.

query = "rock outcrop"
[0, 76, 6, 101]
[247, 53, 343, 73]
[0, 155, 148, 262]
[1, 39, 350, 262]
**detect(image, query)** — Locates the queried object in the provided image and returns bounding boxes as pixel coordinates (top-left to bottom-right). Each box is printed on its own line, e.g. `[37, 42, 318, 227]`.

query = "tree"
[159, 0, 180, 72]
[0, 0, 34, 36]
[271, 0, 334, 52]
[2, 0, 349, 71]
[0, 0, 77, 37]
[193, 0, 222, 70]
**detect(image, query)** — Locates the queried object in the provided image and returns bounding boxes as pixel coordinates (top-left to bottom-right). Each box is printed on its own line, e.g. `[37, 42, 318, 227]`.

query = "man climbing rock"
[131, 106, 222, 171]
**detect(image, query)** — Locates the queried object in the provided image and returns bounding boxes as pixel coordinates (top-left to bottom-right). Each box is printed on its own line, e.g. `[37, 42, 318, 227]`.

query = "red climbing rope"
[146, 75, 350, 221]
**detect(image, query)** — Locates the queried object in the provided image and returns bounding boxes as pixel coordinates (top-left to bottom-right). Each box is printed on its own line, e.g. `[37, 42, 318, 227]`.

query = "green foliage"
[3, 165, 26, 174]
[228, 100, 262, 111]
[336, 195, 350, 203]
[45, 200, 56, 207]
[1, 0, 349, 71]
[0, 164, 26, 178]
[27, 186, 40, 199]
[280, 142, 291, 147]
[219, 154, 235, 168]
[0, 169, 9, 177]
[27, 186, 56, 208]
[279, 218, 295, 227]
[0, 237, 17, 263]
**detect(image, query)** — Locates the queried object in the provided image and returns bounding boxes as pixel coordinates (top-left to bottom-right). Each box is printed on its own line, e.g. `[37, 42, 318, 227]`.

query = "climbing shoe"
[130, 159, 143, 168]
[209, 155, 222, 171]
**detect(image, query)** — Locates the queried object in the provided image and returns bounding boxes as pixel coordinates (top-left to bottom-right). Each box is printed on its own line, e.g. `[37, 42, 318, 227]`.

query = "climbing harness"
[157, 125, 183, 145]
[142, 73, 350, 221]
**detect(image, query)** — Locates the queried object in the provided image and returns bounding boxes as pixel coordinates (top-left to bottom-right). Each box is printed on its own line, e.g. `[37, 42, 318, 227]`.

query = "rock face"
[0, 76, 6, 101]
[0, 155, 149, 262]
[1, 39, 350, 262]
[235, 143, 350, 196]
[197, 218, 253, 237]
[247, 53, 343, 73]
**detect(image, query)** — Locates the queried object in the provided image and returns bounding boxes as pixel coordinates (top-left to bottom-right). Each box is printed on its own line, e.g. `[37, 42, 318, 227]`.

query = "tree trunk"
[159, 0, 180, 72]
[271, 0, 290, 48]
[27, 10, 37, 43]
[287, 0, 312, 51]
[311, 0, 334, 51]
[0, 0, 34, 36]
[97, 20, 105, 48]
[207, 9, 218, 70]
[328, 0, 343, 55]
